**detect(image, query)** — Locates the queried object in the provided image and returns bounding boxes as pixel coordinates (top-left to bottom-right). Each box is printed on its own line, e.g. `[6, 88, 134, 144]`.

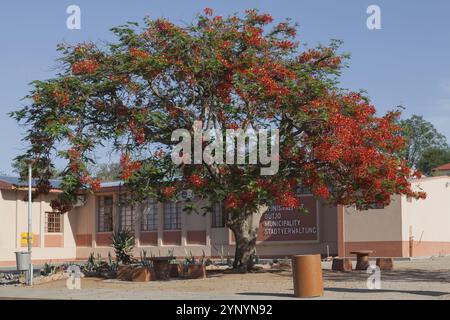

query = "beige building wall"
[0, 188, 77, 266]
[342, 176, 450, 258]
[3, 176, 450, 266]
[401, 177, 450, 257]
[1, 186, 341, 266]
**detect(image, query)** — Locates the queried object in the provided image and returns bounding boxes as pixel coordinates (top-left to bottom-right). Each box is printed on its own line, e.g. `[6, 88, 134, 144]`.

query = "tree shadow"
[325, 287, 449, 297]
[323, 269, 450, 284]
[237, 287, 449, 298]
[237, 292, 296, 298]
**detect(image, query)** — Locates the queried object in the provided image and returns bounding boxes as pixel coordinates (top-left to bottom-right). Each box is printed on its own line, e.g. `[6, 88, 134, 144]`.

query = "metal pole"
[27, 163, 33, 286]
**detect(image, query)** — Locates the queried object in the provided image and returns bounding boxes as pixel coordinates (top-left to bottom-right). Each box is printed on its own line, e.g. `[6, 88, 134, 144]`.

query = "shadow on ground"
[322, 269, 450, 284]
[238, 287, 449, 298]
[325, 287, 449, 297]
[237, 292, 295, 298]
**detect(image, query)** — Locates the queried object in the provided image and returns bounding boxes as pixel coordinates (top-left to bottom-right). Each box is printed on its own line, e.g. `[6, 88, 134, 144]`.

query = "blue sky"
[1, 0, 450, 174]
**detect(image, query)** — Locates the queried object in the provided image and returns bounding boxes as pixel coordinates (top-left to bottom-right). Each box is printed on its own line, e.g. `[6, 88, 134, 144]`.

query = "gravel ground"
[0, 256, 449, 300]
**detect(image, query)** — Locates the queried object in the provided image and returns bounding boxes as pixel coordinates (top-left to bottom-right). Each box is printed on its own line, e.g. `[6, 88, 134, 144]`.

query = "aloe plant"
[139, 249, 152, 268]
[111, 230, 135, 264]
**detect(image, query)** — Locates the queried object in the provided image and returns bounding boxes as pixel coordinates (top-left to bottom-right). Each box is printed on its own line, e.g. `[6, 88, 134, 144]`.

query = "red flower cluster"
[109, 74, 130, 84]
[129, 48, 150, 59]
[72, 59, 99, 75]
[162, 186, 176, 198]
[225, 193, 238, 210]
[313, 185, 330, 199]
[274, 40, 295, 50]
[204, 8, 214, 16]
[127, 119, 145, 145]
[243, 25, 265, 47]
[298, 48, 342, 69]
[53, 90, 70, 107]
[187, 173, 206, 188]
[67, 147, 81, 172]
[80, 175, 101, 192]
[120, 153, 142, 180]
[227, 123, 239, 130]
[276, 191, 301, 209]
[155, 19, 175, 32]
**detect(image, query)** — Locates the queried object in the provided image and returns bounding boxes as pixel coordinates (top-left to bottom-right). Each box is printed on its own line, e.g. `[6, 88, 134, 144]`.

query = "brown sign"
[257, 196, 318, 242]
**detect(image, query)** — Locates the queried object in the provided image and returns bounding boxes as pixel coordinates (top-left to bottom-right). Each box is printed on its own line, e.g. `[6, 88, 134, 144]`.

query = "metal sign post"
[27, 162, 33, 286]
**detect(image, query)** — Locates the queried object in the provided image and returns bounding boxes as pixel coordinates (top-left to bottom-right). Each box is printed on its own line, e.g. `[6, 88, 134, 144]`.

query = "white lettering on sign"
[258, 196, 319, 242]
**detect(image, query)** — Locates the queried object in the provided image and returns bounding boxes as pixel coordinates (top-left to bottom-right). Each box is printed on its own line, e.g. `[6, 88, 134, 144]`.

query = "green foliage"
[92, 163, 122, 182]
[139, 249, 152, 267]
[417, 147, 450, 176]
[40, 262, 56, 276]
[111, 230, 135, 264]
[399, 114, 449, 168]
[184, 250, 206, 265]
[83, 252, 118, 274]
[167, 248, 175, 261]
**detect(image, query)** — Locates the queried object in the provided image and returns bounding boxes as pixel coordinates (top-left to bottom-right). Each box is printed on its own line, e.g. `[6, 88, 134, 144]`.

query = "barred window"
[98, 196, 113, 232]
[163, 202, 181, 230]
[212, 203, 226, 228]
[119, 195, 135, 231]
[142, 198, 158, 231]
[46, 212, 62, 233]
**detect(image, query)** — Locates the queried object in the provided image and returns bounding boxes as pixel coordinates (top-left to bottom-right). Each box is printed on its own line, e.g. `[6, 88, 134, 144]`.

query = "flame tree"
[11, 9, 424, 271]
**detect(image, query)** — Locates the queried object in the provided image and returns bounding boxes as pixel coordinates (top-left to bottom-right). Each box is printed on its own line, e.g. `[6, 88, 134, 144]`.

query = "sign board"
[20, 232, 34, 246]
[257, 195, 319, 242]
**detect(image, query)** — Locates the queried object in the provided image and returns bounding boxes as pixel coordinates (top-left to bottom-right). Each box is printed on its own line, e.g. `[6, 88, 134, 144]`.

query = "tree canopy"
[399, 114, 448, 169]
[417, 147, 450, 176]
[10, 8, 425, 270]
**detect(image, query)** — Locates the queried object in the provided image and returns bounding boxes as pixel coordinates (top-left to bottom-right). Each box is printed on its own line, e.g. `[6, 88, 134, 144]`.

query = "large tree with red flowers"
[11, 9, 424, 271]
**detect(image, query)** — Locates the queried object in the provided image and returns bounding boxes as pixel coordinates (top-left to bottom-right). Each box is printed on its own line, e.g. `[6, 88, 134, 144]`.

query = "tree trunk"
[229, 209, 265, 272]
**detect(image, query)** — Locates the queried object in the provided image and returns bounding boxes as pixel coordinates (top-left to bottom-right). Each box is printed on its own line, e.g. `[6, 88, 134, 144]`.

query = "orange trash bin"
[292, 254, 324, 298]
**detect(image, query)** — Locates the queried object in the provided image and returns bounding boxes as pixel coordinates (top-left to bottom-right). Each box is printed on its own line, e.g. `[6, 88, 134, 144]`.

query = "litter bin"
[15, 251, 31, 271]
[292, 254, 324, 298]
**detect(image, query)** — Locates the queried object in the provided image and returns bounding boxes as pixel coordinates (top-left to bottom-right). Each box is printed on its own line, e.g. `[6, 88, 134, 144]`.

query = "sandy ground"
[0, 257, 449, 300]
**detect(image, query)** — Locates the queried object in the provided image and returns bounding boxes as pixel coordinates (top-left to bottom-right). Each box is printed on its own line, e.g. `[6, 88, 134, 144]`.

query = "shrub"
[111, 230, 135, 264]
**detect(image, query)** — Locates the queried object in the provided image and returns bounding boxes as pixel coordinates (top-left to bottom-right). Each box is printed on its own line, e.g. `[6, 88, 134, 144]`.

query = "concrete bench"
[331, 258, 353, 272]
[376, 258, 394, 271]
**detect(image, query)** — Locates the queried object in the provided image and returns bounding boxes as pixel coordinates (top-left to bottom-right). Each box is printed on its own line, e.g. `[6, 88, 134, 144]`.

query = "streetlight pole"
[27, 162, 33, 286]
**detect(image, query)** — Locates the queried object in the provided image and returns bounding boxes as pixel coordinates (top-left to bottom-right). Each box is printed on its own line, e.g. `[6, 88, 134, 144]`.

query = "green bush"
[111, 230, 135, 264]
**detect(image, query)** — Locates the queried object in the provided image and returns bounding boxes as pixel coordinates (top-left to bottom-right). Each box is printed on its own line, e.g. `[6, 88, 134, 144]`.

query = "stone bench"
[331, 258, 353, 272]
[376, 258, 394, 271]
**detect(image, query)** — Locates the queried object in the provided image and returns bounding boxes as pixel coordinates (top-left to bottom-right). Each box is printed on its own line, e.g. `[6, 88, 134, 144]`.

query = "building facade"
[1, 175, 450, 267]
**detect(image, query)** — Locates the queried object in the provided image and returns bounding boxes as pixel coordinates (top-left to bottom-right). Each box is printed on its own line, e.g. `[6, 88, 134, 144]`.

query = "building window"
[212, 203, 226, 228]
[98, 196, 113, 232]
[119, 195, 135, 231]
[45, 212, 62, 233]
[163, 202, 181, 230]
[142, 198, 158, 231]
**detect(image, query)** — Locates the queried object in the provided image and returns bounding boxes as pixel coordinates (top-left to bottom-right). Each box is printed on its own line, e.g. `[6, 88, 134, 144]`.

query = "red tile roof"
[432, 163, 450, 171]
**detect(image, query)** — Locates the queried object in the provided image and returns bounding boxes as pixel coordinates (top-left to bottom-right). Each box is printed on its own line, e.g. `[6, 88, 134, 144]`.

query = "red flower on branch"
[120, 153, 142, 180]
[162, 186, 176, 198]
[276, 191, 301, 209]
[187, 173, 205, 188]
[225, 193, 238, 210]
[72, 59, 99, 75]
